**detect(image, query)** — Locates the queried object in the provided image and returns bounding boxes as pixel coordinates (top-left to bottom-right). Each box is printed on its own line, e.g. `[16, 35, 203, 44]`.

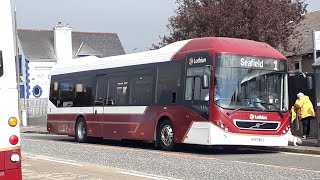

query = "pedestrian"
[294, 92, 316, 139]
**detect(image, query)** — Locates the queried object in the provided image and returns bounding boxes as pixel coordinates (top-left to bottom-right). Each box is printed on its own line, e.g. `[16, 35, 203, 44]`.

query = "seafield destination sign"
[240, 58, 264, 68]
[220, 54, 286, 71]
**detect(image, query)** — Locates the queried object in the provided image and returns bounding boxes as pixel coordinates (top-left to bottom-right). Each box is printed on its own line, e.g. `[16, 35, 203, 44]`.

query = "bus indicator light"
[8, 117, 18, 127]
[9, 135, 19, 145]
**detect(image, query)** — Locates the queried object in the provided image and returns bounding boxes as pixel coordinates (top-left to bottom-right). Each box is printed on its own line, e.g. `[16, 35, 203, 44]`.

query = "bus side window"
[156, 62, 181, 104]
[0, 51, 3, 77]
[130, 75, 152, 105]
[59, 82, 74, 107]
[107, 76, 128, 106]
[95, 77, 105, 106]
[49, 81, 60, 107]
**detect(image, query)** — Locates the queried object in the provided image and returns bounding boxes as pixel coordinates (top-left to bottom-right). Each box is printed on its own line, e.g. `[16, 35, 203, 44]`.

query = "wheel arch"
[154, 112, 175, 143]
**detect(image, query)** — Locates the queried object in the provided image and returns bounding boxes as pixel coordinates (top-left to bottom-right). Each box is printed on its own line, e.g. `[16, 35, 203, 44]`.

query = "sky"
[12, 0, 320, 53]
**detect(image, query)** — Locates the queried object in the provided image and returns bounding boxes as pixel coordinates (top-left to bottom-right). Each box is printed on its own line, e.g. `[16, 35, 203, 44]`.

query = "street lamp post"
[311, 30, 320, 147]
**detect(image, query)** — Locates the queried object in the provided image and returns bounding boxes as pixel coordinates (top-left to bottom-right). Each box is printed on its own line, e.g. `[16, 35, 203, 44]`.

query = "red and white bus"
[0, 0, 22, 179]
[47, 37, 290, 150]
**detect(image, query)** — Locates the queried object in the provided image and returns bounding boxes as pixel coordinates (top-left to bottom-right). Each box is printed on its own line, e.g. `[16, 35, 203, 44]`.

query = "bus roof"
[173, 37, 286, 60]
[51, 37, 286, 75]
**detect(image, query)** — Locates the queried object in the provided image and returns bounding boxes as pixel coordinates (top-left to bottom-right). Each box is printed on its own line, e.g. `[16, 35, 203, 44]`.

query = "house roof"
[283, 11, 320, 57]
[18, 29, 126, 62]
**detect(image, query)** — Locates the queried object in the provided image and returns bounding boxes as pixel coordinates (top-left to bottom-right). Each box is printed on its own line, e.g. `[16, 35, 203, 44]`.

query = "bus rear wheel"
[158, 120, 175, 151]
[75, 117, 87, 143]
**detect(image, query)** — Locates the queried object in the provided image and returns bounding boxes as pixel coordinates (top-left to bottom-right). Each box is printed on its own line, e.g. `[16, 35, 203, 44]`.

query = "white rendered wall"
[28, 62, 56, 98]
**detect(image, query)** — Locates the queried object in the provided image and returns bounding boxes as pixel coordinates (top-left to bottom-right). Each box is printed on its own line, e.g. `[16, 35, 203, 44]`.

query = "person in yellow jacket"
[294, 92, 316, 139]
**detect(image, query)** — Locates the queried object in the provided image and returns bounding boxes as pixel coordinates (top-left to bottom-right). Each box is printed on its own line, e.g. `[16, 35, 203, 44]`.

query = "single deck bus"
[48, 37, 290, 151]
[0, 0, 22, 179]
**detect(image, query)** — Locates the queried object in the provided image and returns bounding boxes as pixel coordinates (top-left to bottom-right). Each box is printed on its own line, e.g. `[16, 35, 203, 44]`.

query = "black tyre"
[75, 117, 87, 143]
[158, 120, 175, 151]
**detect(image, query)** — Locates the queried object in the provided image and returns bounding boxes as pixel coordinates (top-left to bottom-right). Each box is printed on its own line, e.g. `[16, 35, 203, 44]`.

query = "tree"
[152, 0, 307, 49]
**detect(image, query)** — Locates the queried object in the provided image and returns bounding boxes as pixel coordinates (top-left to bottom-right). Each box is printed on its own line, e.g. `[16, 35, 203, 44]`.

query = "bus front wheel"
[158, 120, 175, 151]
[75, 117, 87, 143]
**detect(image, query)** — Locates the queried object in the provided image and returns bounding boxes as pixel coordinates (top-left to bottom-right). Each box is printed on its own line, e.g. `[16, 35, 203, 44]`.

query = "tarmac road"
[20, 132, 320, 180]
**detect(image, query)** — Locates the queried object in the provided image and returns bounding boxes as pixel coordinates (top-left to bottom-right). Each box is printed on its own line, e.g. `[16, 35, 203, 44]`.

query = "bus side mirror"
[307, 76, 313, 90]
[202, 75, 209, 89]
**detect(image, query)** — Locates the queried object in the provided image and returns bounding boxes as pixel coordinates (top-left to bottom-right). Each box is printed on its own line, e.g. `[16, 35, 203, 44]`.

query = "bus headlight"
[10, 153, 20, 163]
[217, 120, 229, 132]
[8, 117, 18, 127]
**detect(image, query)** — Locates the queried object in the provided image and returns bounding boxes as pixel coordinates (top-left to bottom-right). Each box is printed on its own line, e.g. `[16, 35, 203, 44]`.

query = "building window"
[19, 55, 22, 76]
[294, 61, 300, 72]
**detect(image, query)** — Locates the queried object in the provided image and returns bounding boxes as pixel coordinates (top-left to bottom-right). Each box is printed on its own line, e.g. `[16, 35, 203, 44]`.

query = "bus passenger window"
[49, 80, 60, 106]
[130, 75, 153, 105]
[156, 62, 182, 104]
[59, 82, 74, 107]
[106, 97, 115, 106]
[107, 77, 128, 105]
[95, 77, 105, 106]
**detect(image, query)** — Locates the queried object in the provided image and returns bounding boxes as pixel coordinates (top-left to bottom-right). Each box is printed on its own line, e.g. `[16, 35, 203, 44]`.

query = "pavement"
[19, 125, 320, 155]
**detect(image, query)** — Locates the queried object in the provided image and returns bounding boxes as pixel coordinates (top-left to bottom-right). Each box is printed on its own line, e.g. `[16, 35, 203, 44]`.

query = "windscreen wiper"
[256, 102, 284, 118]
[227, 106, 257, 116]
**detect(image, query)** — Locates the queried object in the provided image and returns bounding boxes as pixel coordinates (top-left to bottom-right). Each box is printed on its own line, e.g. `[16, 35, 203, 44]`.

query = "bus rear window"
[0, 51, 3, 77]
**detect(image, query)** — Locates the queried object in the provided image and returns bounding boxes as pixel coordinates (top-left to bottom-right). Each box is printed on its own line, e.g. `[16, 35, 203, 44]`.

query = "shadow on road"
[27, 133, 277, 156]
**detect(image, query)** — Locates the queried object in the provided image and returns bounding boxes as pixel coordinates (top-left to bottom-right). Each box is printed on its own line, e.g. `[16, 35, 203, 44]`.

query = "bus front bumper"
[182, 122, 289, 147]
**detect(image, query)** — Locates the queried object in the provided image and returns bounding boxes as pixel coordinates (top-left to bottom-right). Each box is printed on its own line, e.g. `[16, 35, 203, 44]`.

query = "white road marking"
[229, 160, 320, 173]
[241, 147, 320, 158]
[280, 151, 320, 158]
[117, 171, 179, 180]
[25, 154, 84, 167]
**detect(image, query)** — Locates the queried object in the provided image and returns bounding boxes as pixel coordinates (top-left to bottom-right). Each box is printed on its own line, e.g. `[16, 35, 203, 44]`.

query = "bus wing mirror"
[202, 75, 209, 89]
[307, 76, 313, 90]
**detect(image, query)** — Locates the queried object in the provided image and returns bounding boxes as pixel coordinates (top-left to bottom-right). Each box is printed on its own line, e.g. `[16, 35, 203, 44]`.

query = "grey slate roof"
[18, 29, 126, 62]
[283, 11, 320, 57]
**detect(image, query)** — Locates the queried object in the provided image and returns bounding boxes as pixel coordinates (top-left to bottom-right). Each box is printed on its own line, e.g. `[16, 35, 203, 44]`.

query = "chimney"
[54, 22, 72, 61]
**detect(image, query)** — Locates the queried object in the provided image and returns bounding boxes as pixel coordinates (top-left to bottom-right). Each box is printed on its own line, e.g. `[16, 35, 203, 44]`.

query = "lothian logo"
[250, 114, 267, 120]
[189, 58, 194, 65]
[188, 57, 207, 65]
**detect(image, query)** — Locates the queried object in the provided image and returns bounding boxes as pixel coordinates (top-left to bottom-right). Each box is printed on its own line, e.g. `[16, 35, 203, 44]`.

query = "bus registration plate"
[251, 137, 265, 142]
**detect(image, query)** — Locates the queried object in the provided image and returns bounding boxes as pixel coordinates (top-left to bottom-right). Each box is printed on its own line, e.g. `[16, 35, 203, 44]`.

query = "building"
[18, 22, 125, 99]
[284, 11, 320, 73]
[281, 11, 320, 138]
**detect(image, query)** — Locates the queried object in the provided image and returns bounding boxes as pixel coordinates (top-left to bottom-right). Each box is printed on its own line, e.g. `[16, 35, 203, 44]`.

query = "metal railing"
[20, 98, 47, 118]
